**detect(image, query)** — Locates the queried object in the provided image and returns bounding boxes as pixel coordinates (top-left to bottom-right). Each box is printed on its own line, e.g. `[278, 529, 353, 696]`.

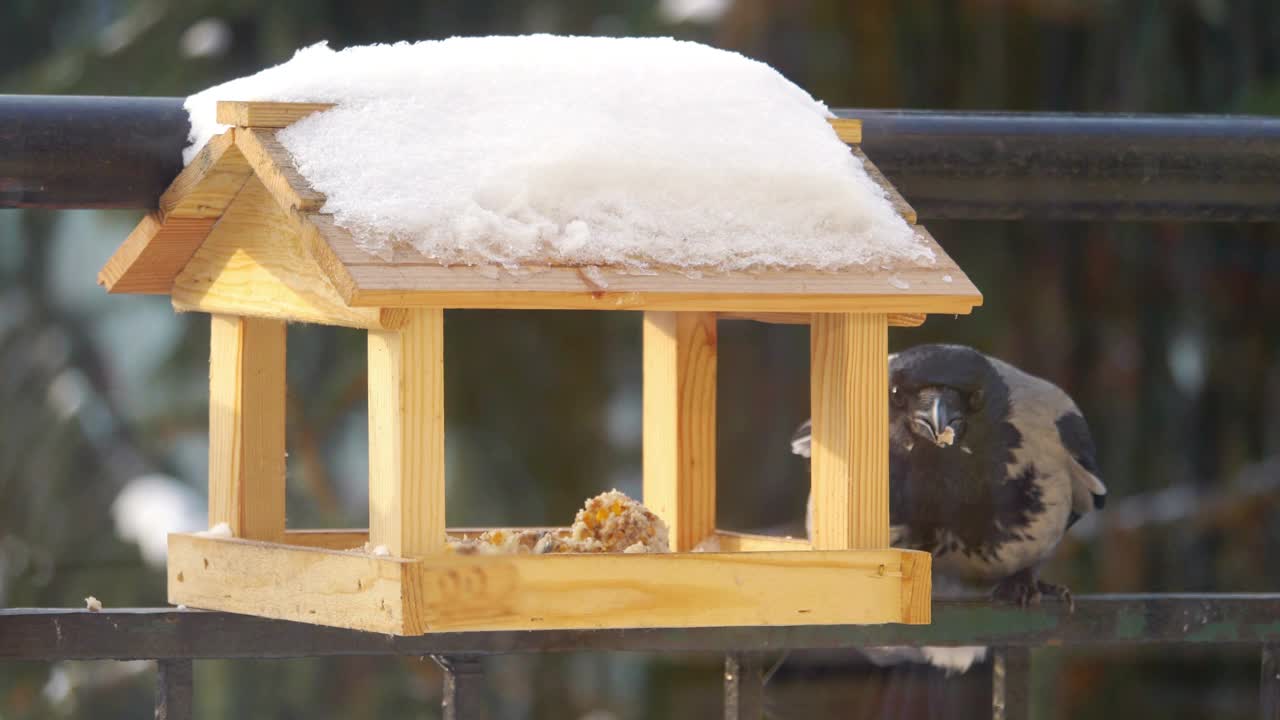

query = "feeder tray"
[100, 101, 981, 634]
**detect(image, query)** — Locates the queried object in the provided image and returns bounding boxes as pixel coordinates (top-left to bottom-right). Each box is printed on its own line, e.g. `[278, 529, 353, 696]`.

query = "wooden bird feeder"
[100, 101, 981, 635]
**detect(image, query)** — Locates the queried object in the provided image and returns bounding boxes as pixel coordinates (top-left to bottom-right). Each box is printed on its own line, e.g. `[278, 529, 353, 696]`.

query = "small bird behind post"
[792, 343, 1106, 610]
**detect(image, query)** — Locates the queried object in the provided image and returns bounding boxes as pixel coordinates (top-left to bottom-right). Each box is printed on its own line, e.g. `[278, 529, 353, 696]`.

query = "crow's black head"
[890, 344, 1009, 451]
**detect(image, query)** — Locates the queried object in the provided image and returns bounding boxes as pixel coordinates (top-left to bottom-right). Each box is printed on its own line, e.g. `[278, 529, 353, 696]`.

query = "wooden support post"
[208, 315, 286, 541]
[368, 308, 445, 557]
[643, 311, 717, 551]
[809, 313, 889, 550]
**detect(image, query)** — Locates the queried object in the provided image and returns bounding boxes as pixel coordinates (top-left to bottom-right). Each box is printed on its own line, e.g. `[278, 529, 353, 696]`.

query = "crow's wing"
[1055, 411, 1107, 524]
[987, 355, 1106, 528]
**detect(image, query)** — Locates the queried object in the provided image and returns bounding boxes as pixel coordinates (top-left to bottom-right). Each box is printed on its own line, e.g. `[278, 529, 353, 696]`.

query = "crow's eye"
[891, 385, 906, 408]
[968, 388, 984, 410]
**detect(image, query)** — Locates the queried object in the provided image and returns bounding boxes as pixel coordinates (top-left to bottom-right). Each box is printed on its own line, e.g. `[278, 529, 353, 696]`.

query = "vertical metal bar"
[992, 647, 1030, 720]
[154, 659, 193, 720]
[724, 653, 764, 720]
[435, 655, 487, 720]
[1263, 644, 1280, 720]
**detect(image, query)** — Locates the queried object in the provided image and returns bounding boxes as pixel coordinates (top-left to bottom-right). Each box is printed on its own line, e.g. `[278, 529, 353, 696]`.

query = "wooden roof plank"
[299, 214, 363, 305]
[216, 101, 335, 128]
[171, 176, 405, 331]
[719, 311, 927, 327]
[213, 101, 865, 145]
[234, 128, 325, 214]
[100, 131, 251, 293]
[851, 146, 917, 225]
[829, 118, 862, 144]
[112, 101, 978, 318]
[159, 130, 252, 219]
[99, 213, 218, 294]
[302, 220, 981, 314]
[342, 284, 980, 314]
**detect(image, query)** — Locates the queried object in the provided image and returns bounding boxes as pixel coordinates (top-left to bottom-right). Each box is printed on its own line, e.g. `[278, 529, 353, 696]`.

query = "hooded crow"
[792, 343, 1106, 609]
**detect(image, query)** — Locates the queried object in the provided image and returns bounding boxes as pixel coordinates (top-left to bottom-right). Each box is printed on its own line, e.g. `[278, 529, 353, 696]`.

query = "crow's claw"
[1035, 580, 1074, 613]
[991, 570, 1074, 613]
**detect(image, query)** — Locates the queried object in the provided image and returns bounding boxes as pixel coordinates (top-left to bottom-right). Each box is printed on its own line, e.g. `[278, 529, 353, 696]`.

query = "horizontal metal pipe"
[3, 595, 1280, 660]
[2, 95, 1280, 221]
[0, 95, 187, 210]
[846, 109, 1280, 222]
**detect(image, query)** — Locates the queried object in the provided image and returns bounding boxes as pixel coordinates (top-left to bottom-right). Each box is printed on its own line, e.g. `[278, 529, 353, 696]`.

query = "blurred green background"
[3, 1, 1280, 718]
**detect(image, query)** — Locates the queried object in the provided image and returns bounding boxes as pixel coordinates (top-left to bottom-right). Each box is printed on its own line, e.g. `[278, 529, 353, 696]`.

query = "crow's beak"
[910, 389, 964, 447]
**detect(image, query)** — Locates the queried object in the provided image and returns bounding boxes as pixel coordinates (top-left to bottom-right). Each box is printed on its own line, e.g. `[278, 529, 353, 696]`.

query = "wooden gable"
[100, 103, 955, 636]
[101, 101, 982, 325]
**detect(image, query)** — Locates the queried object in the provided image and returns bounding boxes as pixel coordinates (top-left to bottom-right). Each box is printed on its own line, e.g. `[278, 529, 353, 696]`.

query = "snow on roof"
[184, 36, 934, 272]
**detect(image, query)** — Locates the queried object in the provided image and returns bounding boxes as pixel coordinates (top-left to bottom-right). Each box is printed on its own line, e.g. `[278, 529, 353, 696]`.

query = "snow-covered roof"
[183, 37, 933, 273]
[102, 37, 981, 319]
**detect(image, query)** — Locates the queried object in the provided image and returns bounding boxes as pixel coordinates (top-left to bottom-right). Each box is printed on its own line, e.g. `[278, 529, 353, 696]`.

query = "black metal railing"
[4, 96, 1280, 222]
[4, 595, 1280, 718]
[4, 97, 1280, 718]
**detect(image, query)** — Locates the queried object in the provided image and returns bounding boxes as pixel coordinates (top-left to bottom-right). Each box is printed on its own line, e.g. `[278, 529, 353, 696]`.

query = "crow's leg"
[991, 568, 1075, 612]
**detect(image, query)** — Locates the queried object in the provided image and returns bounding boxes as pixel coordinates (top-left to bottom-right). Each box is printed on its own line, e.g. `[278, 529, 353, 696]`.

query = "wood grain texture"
[216, 101, 335, 128]
[234, 128, 325, 213]
[809, 313, 890, 550]
[411, 549, 916, 631]
[100, 131, 252, 294]
[171, 177, 404, 330]
[851, 146, 918, 225]
[284, 529, 370, 550]
[169, 530, 930, 633]
[287, 176, 978, 312]
[285, 527, 552, 548]
[299, 214, 362, 302]
[342, 265, 979, 314]
[300, 211, 980, 313]
[829, 118, 863, 144]
[643, 312, 717, 551]
[367, 308, 445, 558]
[899, 550, 932, 624]
[378, 308, 411, 329]
[279, 528, 813, 553]
[99, 213, 217, 294]
[207, 314, 286, 542]
[168, 534, 926, 633]
[159, 130, 252, 220]
[718, 311, 926, 327]
[168, 534, 420, 635]
[713, 530, 810, 552]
